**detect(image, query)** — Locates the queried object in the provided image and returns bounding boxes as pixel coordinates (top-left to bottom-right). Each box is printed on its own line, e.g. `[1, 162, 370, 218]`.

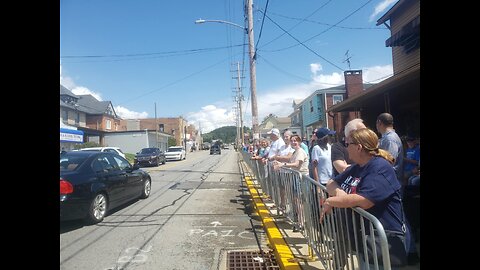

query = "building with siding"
[329, 0, 420, 137]
[119, 117, 191, 148]
[258, 114, 291, 138]
[299, 71, 374, 138]
[60, 84, 122, 148]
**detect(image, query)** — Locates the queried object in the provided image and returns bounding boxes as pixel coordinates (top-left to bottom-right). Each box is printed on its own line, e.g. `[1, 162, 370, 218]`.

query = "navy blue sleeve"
[356, 159, 399, 204]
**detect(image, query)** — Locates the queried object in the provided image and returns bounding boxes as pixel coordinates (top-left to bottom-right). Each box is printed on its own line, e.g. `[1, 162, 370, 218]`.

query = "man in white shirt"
[263, 128, 285, 162]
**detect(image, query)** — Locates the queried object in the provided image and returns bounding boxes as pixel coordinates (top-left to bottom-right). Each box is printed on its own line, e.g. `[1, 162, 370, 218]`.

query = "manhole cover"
[227, 250, 280, 270]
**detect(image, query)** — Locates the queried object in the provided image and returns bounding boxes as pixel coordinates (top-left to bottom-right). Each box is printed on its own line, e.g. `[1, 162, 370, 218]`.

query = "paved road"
[60, 149, 267, 270]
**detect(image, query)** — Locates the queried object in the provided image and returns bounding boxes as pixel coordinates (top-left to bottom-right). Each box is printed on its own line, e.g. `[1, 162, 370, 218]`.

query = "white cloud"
[185, 64, 393, 133]
[60, 64, 148, 119]
[114, 106, 149, 119]
[186, 105, 236, 133]
[362, 64, 393, 83]
[71, 86, 103, 101]
[369, 0, 397, 22]
[310, 63, 322, 75]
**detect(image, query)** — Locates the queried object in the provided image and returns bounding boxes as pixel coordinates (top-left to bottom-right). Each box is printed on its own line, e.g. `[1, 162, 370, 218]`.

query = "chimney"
[344, 70, 363, 98]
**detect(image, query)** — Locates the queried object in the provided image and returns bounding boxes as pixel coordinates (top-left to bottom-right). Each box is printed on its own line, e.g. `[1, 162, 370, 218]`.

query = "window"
[309, 100, 313, 112]
[333, 95, 343, 105]
[112, 156, 130, 170]
[159, 124, 164, 132]
[75, 112, 80, 124]
[62, 110, 68, 121]
[106, 119, 111, 130]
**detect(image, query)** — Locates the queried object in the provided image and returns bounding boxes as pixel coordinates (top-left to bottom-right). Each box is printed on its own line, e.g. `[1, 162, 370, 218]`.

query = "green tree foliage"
[74, 141, 101, 150]
[168, 137, 177, 147]
[202, 126, 251, 144]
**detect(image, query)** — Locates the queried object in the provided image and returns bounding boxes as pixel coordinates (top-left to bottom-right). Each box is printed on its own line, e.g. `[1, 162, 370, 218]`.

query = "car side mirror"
[131, 164, 140, 170]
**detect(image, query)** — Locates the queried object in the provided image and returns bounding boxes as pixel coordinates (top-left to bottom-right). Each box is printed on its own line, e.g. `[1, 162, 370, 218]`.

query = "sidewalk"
[240, 159, 325, 270]
[240, 156, 420, 270]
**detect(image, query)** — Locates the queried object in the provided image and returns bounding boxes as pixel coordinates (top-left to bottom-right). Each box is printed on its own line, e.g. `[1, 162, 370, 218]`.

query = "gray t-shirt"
[379, 129, 404, 182]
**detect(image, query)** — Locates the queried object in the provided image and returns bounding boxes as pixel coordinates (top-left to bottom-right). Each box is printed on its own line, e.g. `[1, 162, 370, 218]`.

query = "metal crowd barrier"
[240, 151, 393, 270]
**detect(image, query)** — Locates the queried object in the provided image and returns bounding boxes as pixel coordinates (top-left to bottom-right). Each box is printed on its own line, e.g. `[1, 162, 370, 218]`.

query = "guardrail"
[241, 151, 393, 270]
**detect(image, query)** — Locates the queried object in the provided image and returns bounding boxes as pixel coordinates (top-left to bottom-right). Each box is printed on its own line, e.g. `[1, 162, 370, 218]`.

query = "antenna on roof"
[342, 50, 352, 70]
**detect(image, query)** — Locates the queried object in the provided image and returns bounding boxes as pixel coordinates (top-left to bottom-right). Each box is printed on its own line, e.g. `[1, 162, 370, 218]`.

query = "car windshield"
[140, 148, 156, 154]
[168, 148, 182, 152]
[60, 154, 89, 171]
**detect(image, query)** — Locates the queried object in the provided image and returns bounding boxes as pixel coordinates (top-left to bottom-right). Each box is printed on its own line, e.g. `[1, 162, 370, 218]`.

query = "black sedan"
[134, 147, 166, 167]
[60, 151, 152, 224]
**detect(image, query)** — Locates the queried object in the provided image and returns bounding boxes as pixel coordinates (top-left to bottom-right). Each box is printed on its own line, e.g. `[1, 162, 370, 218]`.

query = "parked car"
[210, 144, 221, 155]
[77, 146, 126, 159]
[134, 147, 166, 167]
[165, 146, 186, 161]
[60, 151, 151, 224]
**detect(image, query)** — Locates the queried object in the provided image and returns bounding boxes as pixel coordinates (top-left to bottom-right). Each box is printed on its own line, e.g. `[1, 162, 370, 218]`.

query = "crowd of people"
[242, 112, 420, 267]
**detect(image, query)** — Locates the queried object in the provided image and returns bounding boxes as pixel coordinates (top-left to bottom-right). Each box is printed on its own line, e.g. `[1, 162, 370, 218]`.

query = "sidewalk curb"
[241, 163, 302, 270]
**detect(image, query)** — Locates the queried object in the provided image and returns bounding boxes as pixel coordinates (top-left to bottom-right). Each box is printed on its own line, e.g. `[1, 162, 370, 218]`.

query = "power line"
[117, 53, 242, 107]
[259, 10, 344, 71]
[266, 10, 388, 30]
[61, 44, 247, 59]
[259, 0, 375, 53]
[259, 0, 333, 49]
[254, 0, 270, 51]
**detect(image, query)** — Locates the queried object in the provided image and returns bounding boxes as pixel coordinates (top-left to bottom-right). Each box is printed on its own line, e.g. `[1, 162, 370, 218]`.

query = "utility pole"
[247, 0, 259, 140]
[234, 62, 244, 146]
[184, 125, 187, 158]
[155, 102, 158, 148]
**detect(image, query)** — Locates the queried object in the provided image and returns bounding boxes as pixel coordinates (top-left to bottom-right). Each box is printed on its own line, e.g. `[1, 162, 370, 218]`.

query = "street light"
[195, 19, 246, 33]
[194, 0, 259, 140]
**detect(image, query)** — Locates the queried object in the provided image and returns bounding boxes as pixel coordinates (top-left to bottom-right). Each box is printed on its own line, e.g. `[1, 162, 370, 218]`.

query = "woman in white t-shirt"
[275, 135, 309, 175]
[273, 134, 308, 231]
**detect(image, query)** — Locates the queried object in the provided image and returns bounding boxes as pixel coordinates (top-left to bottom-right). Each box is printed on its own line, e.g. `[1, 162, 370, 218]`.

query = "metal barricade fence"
[240, 152, 393, 270]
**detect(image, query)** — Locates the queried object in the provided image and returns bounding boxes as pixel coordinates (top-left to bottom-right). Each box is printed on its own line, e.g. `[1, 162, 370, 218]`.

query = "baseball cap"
[267, 128, 280, 137]
[406, 136, 416, 141]
[315, 127, 335, 138]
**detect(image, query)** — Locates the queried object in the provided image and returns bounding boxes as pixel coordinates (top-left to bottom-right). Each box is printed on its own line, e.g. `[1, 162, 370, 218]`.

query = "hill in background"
[202, 126, 251, 144]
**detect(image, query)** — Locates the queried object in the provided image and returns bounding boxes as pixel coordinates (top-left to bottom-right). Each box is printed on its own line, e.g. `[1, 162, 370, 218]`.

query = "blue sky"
[60, 0, 397, 133]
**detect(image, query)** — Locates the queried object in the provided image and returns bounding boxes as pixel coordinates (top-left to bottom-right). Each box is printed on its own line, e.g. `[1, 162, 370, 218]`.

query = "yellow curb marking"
[244, 174, 301, 270]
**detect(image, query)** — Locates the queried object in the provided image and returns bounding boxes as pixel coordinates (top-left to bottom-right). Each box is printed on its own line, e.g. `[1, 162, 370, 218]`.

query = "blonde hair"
[349, 128, 395, 164]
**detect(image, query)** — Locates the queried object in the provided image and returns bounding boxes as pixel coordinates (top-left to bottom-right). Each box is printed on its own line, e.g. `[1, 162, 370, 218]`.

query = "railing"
[240, 151, 393, 270]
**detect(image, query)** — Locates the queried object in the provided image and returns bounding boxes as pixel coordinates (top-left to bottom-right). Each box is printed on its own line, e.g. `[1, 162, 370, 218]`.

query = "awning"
[60, 128, 84, 143]
[385, 16, 420, 47]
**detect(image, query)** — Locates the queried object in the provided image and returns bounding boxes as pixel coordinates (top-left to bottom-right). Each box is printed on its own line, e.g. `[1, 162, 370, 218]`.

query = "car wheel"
[86, 193, 108, 224]
[140, 178, 151, 199]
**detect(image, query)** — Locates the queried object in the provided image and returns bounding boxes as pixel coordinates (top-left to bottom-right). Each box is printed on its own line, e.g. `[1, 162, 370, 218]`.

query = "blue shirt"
[404, 145, 420, 172]
[333, 156, 404, 232]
